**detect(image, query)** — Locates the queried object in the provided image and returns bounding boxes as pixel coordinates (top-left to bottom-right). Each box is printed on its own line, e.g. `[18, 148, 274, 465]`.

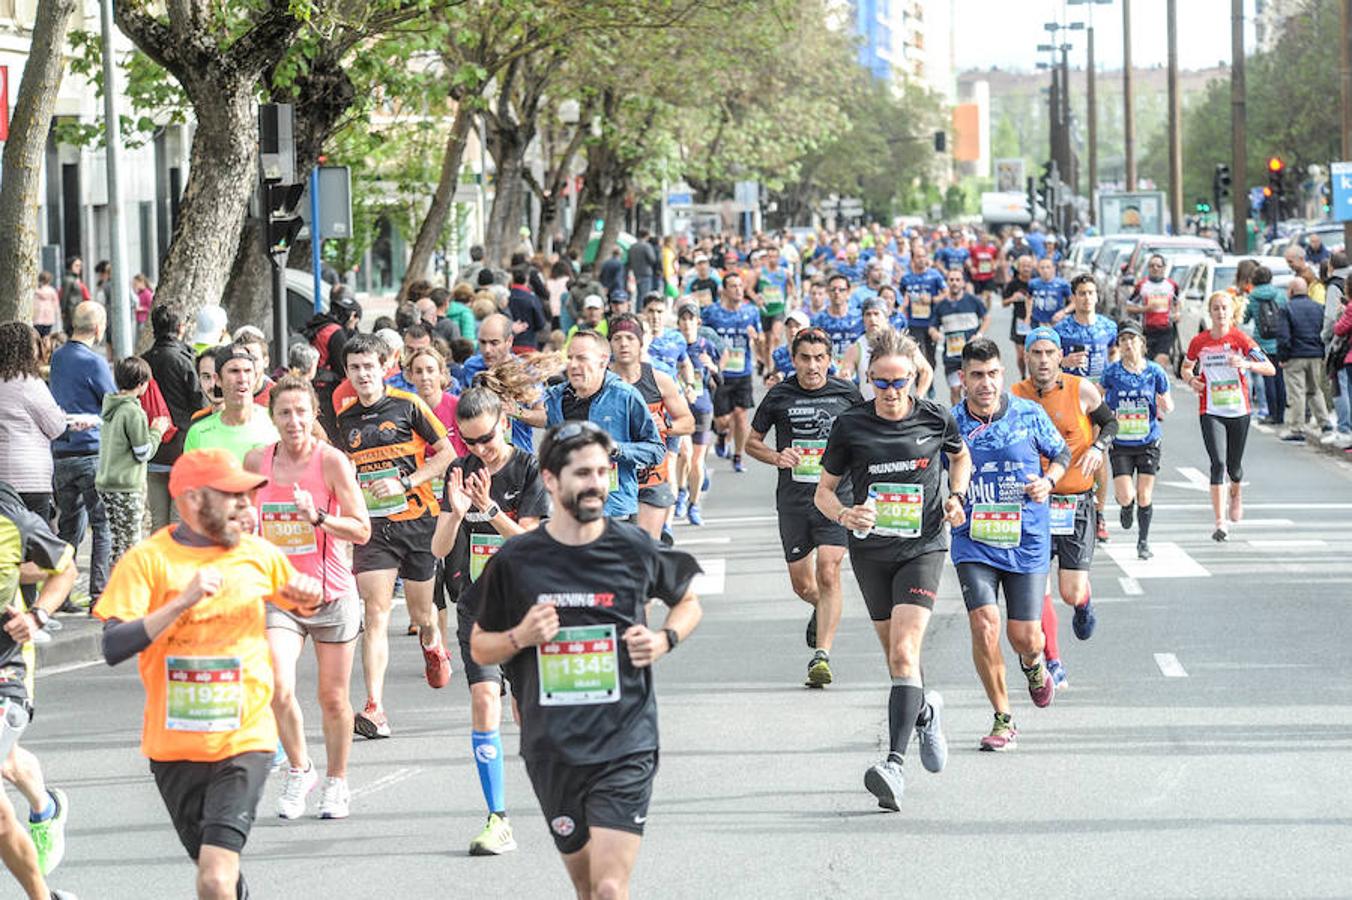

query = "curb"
[35, 615, 103, 671]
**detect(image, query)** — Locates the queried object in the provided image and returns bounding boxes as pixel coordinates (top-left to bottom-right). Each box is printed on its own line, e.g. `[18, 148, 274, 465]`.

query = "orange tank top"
[1012, 374, 1095, 494]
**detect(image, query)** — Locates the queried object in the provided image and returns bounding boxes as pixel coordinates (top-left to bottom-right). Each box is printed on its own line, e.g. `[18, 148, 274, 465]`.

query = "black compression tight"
[1198, 414, 1250, 485]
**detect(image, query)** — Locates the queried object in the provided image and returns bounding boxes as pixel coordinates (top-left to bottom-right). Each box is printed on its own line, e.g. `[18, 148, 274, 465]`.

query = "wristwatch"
[949, 490, 968, 506]
[311, 509, 327, 528]
[31, 608, 50, 630]
[482, 502, 501, 519]
[663, 627, 680, 652]
[398, 475, 413, 492]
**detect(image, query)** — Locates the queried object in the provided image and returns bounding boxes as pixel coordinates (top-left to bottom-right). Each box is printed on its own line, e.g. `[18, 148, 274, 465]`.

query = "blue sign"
[1331, 162, 1352, 223]
[1249, 186, 1267, 211]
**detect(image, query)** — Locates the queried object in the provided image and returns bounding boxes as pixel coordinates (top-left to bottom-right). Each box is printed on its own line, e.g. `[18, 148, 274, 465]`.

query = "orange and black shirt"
[336, 388, 448, 521]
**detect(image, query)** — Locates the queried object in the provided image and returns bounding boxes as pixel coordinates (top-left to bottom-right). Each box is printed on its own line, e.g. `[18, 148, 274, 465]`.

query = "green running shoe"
[469, 812, 517, 856]
[29, 788, 67, 875]
[805, 651, 832, 688]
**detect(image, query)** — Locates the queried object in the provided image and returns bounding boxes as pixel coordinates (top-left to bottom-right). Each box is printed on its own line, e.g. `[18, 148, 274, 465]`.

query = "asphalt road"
[26, 307, 1352, 898]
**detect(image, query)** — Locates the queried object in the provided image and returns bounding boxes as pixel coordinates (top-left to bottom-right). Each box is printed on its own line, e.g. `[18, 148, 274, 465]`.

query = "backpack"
[1255, 296, 1279, 341]
[309, 322, 342, 370]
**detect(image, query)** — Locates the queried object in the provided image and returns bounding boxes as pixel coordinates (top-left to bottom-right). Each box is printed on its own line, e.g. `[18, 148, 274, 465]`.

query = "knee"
[470, 690, 500, 726]
[318, 687, 349, 720]
[887, 642, 920, 677]
[1227, 465, 1243, 484]
[271, 680, 297, 710]
[196, 866, 236, 899]
[969, 611, 1000, 648]
[592, 878, 625, 900]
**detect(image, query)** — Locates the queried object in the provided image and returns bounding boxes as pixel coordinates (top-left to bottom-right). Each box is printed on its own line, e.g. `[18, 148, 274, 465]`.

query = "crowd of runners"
[0, 219, 1288, 898]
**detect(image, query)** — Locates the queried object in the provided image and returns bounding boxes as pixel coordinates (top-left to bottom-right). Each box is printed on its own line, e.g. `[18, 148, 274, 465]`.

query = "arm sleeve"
[101, 618, 152, 667]
[93, 359, 117, 397]
[125, 409, 159, 463]
[749, 392, 778, 436]
[940, 408, 964, 455]
[29, 380, 68, 440]
[1089, 398, 1118, 446]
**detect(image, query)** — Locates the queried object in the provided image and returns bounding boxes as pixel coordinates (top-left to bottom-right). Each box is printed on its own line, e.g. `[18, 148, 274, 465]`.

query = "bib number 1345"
[537, 625, 620, 706]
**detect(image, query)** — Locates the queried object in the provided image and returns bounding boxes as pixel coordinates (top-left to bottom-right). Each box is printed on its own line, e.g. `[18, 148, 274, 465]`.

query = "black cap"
[1118, 319, 1144, 338]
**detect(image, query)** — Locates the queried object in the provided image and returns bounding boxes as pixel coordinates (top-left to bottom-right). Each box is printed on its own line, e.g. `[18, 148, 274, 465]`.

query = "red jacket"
[1333, 298, 1352, 364]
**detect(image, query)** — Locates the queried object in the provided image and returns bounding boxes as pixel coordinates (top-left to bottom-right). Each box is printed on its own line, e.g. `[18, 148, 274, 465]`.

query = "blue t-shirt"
[935, 246, 970, 271]
[933, 293, 988, 369]
[685, 335, 720, 414]
[1028, 277, 1072, 326]
[835, 260, 865, 284]
[899, 269, 947, 327]
[1027, 231, 1048, 260]
[950, 396, 1068, 574]
[811, 309, 865, 361]
[1054, 315, 1118, 383]
[848, 285, 878, 313]
[1101, 361, 1171, 446]
[889, 311, 910, 333]
[701, 302, 761, 378]
[649, 328, 689, 373]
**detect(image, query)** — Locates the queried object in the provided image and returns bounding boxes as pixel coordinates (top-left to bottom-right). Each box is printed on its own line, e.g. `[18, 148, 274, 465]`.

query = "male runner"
[96, 449, 323, 899]
[1127, 254, 1182, 369]
[967, 232, 1000, 302]
[812, 273, 865, 366]
[462, 315, 535, 449]
[747, 327, 862, 686]
[183, 344, 279, 461]
[950, 338, 1068, 751]
[674, 303, 720, 524]
[931, 269, 990, 405]
[701, 274, 761, 471]
[470, 421, 703, 899]
[898, 245, 947, 375]
[1002, 255, 1036, 378]
[337, 334, 456, 738]
[1027, 257, 1072, 329]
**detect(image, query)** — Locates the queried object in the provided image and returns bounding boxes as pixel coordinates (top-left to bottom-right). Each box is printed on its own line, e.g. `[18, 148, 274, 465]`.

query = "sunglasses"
[552, 420, 607, 442]
[871, 377, 912, 391]
[460, 427, 497, 446]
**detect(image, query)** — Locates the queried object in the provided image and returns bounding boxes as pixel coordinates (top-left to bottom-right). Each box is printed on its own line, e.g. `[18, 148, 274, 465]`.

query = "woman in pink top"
[244, 375, 371, 821]
[132, 274, 154, 325]
[405, 345, 469, 457]
[31, 272, 60, 336]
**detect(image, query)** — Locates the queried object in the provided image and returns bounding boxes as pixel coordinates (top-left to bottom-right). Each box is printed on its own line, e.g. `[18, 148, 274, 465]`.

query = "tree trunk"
[0, 0, 77, 322]
[566, 145, 613, 260]
[484, 143, 526, 265]
[595, 183, 627, 268]
[400, 99, 475, 301]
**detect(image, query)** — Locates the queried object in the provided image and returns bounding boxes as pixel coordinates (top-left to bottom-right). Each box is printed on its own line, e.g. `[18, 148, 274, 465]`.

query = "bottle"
[852, 492, 877, 540]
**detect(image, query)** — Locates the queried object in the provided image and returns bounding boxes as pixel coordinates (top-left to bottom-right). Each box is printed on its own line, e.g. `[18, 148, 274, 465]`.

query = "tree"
[0, 0, 79, 323]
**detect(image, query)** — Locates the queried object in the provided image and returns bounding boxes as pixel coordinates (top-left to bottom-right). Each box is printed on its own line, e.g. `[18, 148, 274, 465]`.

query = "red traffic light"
[1267, 156, 1285, 173]
[1262, 186, 1274, 198]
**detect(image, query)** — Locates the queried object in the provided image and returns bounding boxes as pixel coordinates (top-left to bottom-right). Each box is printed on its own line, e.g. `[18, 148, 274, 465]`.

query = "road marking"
[689, 558, 726, 596]
[1161, 467, 1249, 493]
[351, 766, 421, 798]
[1227, 518, 1295, 527]
[676, 537, 732, 546]
[36, 659, 101, 679]
[1118, 576, 1143, 595]
[1106, 542, 1210, 579]
[676, 514, 777, 526]
[1247, 539, 1329, 550]
[1153, 653, 1189, 678]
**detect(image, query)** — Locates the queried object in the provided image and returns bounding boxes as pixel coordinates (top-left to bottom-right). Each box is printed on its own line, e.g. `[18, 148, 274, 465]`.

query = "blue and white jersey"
[701, 302, 761, 377]
[648, 328, 689, 373]
[1101, 360, 1171, 447]
[811, 309, 866, 361]
[1028, 277, 1072, 326]
[898, 269, 947, 327]
[1054, 315, 1118, 383]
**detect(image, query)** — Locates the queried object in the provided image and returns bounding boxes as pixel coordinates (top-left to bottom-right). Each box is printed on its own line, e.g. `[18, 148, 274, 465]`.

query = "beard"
[198, 499, 243, 548]
[562, 486, 607, 523]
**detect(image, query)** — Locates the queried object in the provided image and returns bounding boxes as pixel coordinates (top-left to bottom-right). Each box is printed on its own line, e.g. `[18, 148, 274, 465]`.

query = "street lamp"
[1069, 0, 1112, 225]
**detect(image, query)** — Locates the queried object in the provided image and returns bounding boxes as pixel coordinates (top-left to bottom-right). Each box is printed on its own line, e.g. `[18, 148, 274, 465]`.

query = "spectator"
[32, 271, 60, 337]
[1305, 234, 1332, 266]
[461, 244, 489, 288]
[96, 356, 169, 564]
[60, 256, 87, 333]
[191, 304, 229, 354]
[132, 274, 154, 327]
[436, 284, 477, 348]
[507, 264, 549, 352]
[0, 322, 66, 522]
[287, 342, 319, 381]
[628, 229, 659, 297]
[1275, 276, 1330, 443]
[49, 301, 115, 604]
[196, 348, 223, 415]
[141, 305, 209, 528]
[545, 258, 572, 329]
[470, 291, 498, 322]
[93, 260, 112, 304]
[1245, 266, 1288, 425]
[301, 291, 361, 441]
[599, 246, 626, 296]
[1321, 252, 1352, 443]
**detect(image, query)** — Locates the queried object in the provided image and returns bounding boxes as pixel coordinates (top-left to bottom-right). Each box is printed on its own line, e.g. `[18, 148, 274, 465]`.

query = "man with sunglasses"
[747, 326, 862, 687]
[470, 421, 703, 899]
[812, 273, 865, 366]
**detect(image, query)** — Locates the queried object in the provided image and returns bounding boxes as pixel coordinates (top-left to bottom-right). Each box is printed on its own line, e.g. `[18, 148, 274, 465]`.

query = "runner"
[1002, 255, 1036, 378]
[431, 387, 550, 856]
[1181, 292, 1276, 541]
[931, 269, 990, 405]
[766, 310, 813, 388]
[950, 338, 1068, 750]
[95, 449, 324, 900]
[0, 483, 77, 900]
[898, 245, 947, 379]
[1101, 322, 1173, 559]
[814, 330, 970, 810]
[243, 377, 370, 820]
[812, 273, 865, 367]
[701, 274, 761, 472]
[336, 333, 456, 739]
[747, 326, 862, 687]
[183, 344, 279, 460]
[1126, 254, 1182, 369]
[1027, 257, 1072, 330]
[1012, 327, 1118, 690]
[674, 302, 720, 525]
[967, 231, 1000, 303]
[469, 421, 703, 898]
[757, 245, 795, 376]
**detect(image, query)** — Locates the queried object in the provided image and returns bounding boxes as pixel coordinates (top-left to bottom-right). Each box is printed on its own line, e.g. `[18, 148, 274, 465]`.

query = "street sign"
[839, 197, 864, 217]
[1098, 191, 1165, 234]
[994, 158, 1025, 193]
[1330, 161, 1352, 223]
[297, 165, 352, 240]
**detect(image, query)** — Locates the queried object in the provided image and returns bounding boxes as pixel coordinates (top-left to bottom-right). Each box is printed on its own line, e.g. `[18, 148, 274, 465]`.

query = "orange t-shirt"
[1011, 374, 1096, 494]
[94, 528, 299, 763]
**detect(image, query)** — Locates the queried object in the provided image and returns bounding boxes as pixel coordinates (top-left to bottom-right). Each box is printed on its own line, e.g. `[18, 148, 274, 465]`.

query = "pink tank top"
[255, 442, 357, 602]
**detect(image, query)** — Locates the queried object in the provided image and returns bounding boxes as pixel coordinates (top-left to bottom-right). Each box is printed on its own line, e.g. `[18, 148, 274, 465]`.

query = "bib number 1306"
[537, 625, 620, 706]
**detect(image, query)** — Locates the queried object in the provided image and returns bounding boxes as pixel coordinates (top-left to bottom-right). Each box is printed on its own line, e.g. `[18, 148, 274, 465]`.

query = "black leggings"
[1199, 414, 1250, 484]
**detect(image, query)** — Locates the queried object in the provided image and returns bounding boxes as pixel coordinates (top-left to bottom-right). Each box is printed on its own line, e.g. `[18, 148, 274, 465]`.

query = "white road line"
[676, 537, 732, 546]
[1247, 539, 1329, 549]
[351, 766, 421, 799]
[36, 659, 101, 679]
[1106, 542, 1210, 579]
[1177, 466, 1212, 489]
[1153, 653, 1189, 678]
[689, 558, 726, 596]
[1118, 576, 1143, 596]
[676, 515, 778, 526]
[1227, 518, 1295, 527]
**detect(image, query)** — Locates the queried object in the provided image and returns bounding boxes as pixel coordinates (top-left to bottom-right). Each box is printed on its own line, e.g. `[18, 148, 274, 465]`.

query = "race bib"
[910, 294, 932, 320]
[1049, 495, 1077, 536]
[870, 482, 923, 538]
[359, 468, 409, 518]
[469, 533, 505, 582]
[762, 286, 785, 309]
[1015, 319, 1032, 337]
[537, 624, 620, 706]
[726, 346, 748, 372]
[1116, 402, 1150, 440]
[690, 379, 705, 399]
[166, 656, 243, 733]
[791, 439, 827, 484]
[945, 332, 967, 357]
[977, 259, 994, 274]
[608, 461, 619, 492]
[1208, 377, 1244, 414]
[259, 503, 316, 556]
[971, 503, 1022, 549]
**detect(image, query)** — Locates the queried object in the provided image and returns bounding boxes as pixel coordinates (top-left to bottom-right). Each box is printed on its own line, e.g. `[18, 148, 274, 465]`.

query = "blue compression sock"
[29, 791, 55, 823]
[471, 730, 506, 815]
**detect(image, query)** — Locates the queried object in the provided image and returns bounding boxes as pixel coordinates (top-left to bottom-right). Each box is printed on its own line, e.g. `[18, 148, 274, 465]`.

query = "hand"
[775, 447, 803, 469]
[1052, 308, 1069, 323]
[150, 416, 171, 434]
[942, 495, 966, 527]
[1079, 447, 1105, 476]
[465, 469, 494, 511]
[841, 504, 877, 532]
[622, 624, 668, 668]
[3, 604, 38, 643]
[511, 319, 529, 334]
[369, 477, 404, 499]
[1063, 351, 1089, 370]
[1188, 375, 1206, 394]
[291, 483, 317, 523]
[512, 602, 560, 648]
[279, 573, 325, 616]
[444, 468, 472, 518]
[1023, 473, 1053, 504]
[1228, 354, 1248, 370]
[179, 567, 223, 610]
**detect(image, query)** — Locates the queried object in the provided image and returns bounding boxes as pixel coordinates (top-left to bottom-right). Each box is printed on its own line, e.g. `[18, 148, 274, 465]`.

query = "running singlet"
[812, 310, 865, 362]
[820, 399, 963, 563]
[950, 396, 1067, 574]
[899, 269, 947, 327]
[1101, 361, 1171, 446]
[254, 444, 357, 603]
[0, 484, 73, 702]
[336, 388, 448, 521]
[969, 244, 998, 282]
[934, 294, 988, 369]
[701, 302, 761, 378]
[632, 363, 672, 487]
[1054, 315, 1118, 382]
[473, 521, 701, 766]
[442, 448, 550, 590]
[760, 267, 790, 316]
[1012, 374, 1096, 495]
[751, 376, 862, 512]
[1027, 277, 1072, 326]
[1134, 278, 1179, 330]
[1186, 328, 1265, 418]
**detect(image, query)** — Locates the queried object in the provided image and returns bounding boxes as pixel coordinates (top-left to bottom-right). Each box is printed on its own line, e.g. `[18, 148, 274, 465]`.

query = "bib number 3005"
[537, 625, 620, 706]
[166, 656, 243, 732]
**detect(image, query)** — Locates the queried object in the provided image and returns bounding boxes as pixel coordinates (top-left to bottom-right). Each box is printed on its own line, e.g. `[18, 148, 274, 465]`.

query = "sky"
[952, 0, 1257, 73]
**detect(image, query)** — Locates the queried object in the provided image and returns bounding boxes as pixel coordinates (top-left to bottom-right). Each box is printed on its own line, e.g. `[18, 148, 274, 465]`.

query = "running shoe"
[916, 691, 947, 774]
[805, 650, 832, 688]
[1279, 431, 1306, 443]
[674, 489, 689, 519]
[318, 776, 351, 820]
[469, 812, 517, 855]
[732, 455, 746, 473]
[805, 609, 818, 649]
[979, 714, 1018, 752]
[354, 701, 391, 739]
[687, 504, 703, 526]
[702, 469, 711, 492]
[1095, 517, 1110, 542]
[1212, 526, 1228, 542]
[659, 526, 675, 547]
[1022, 658, 1055, 708]
[28, 788, 67, 875]
[50, 891, 79, 900]
[715, 433, 729, 458]
[1119, 504, 1134, 530]
[271, 742, 288, 771]
[863, 758, 905, 811]
[1072, 598, 1097, 640]
[423, 643, 452, 688]
[1046, 658, 1069, 690]
[277, 762, 319, 819]
[1137, 541, 1153, 560]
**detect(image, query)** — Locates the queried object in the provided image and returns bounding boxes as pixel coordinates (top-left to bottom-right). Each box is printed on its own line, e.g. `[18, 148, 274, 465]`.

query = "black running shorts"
[525, 750, 658, 855]
[353, 515, 437, 581]
[777, 506, 847, 563]
[150, 751, 271, 858]
[1110, 441, 1162, 478]
[1050, 490, 1096, 572]
[848, 549, 946, 621]
[713, 376, 755, 416]
[956, 562, 1044, 622]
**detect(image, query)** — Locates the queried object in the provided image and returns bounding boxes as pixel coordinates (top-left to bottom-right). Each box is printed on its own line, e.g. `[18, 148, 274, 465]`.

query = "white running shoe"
[277, 762, 318, 820]
[318, 776, 351, 820]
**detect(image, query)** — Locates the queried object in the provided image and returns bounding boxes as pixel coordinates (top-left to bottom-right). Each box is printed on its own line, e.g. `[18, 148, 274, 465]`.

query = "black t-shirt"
[442, 448, 551, 597]
[560, 384, 596, 423]
[750, 376, 862, 513]
[475, 520, 701, 765]
[820, 399, 963, 562]
[1004, 276, 1032, 320]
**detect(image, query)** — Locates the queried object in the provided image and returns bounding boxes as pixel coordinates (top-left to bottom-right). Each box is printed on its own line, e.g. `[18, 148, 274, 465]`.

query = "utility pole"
[1166, 0, 1183, 232]
[1061, 42, 1074, 200]
[1232, 0, 1249, 253]
[1049, 60, 1061, 180]
[1087, 22, 1098, 226]
[100, 0, 132, 357]
[1122, 0, 1136, 190]
[1342, 0, 1352, 251]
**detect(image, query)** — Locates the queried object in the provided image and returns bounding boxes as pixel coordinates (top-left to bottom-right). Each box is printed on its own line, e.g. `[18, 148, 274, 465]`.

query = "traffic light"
[1214, 163, 1232, 199]
[1266, 156, 1286, 223]
[1038, 160, 1058, 220]
[265, 182, 305, 255]
[1194, 198, 1212, 214]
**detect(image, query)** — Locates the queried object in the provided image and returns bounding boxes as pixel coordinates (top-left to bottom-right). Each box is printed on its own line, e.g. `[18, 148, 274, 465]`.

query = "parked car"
[1091, 235, 1150, 309]
[1168, 254, 1295, 374]
[1061, 236, 1103, 280]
